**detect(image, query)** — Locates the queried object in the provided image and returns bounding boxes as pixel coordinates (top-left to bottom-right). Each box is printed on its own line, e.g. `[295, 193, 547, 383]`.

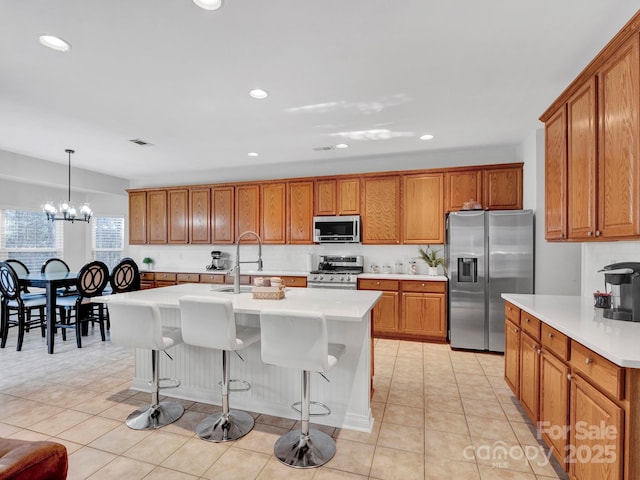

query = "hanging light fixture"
[42, 149, 92, 223]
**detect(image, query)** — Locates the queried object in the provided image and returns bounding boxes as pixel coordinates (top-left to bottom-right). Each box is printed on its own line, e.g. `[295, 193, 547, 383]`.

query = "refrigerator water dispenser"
[458, 258, 478, 283]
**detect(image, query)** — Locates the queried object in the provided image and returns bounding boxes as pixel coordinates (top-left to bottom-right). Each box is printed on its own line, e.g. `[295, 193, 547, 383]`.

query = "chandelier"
[42, 149, 92, 223]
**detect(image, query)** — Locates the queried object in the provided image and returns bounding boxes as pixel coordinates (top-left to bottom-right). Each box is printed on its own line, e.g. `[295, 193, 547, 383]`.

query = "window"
[92, 216, 125, 270]
[0, 210, 63, 272]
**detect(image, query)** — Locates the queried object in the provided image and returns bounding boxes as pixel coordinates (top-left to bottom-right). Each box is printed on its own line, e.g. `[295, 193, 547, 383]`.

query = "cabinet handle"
[514, 328, 519, 334]
[537, 348, 542, 355]
[376, 281, 380, 286]
[585, 357, 592, 365]
[587, 231, 593, 237]
[421, 283, 425, 286]
[547, 333, 553, 338]
[595, 230, 601, 237]
[567, 374, 572, 381]
[525, 318, 530, 323]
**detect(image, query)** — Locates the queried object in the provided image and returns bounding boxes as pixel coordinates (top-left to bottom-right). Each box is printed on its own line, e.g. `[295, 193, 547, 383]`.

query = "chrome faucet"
[232, 230, 263, 293]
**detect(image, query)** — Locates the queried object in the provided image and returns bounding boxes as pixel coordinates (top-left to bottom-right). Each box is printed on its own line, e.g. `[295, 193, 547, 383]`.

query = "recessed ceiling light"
[249, 89, 269, 99]
[193, 0, 223, 10]
[248, 152, 259, 157]
[420, 134, 434, 140]
[39, 35, 71, 52]
[335, 143, 349, 149]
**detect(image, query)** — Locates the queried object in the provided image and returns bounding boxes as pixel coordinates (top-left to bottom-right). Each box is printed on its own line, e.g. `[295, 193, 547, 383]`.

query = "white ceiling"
[0, 1, 637, 182]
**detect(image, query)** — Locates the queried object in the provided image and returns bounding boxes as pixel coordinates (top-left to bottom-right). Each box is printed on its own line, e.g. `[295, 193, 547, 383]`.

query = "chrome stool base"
[196, 409, 255, 442]
[274, 430, 336, 468]
[125, 402, 184, 430]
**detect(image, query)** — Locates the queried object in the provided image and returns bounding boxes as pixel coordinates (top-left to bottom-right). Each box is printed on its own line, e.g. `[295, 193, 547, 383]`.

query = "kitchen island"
[99, 284, 381, 432]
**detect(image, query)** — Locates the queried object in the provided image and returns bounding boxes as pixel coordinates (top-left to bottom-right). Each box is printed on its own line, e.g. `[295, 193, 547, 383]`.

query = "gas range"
[307, 255, 364, 290]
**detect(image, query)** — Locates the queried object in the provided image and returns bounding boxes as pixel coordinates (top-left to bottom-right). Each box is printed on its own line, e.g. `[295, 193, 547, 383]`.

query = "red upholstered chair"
[0, 437, 68, 480]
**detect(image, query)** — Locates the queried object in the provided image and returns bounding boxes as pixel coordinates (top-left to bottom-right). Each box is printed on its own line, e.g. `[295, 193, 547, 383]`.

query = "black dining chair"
[109, 257, 141, 294]
[55, 261, 110, 348]
[41, 258, 76, 295]
[0, 262, 47, 351]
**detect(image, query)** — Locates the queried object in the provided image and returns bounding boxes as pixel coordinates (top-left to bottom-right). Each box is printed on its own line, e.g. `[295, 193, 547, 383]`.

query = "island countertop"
[502, 294, 640, 368]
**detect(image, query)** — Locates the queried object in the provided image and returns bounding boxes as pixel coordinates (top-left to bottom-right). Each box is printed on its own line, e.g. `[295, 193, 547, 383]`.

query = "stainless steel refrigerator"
[446, 210, 534, 352]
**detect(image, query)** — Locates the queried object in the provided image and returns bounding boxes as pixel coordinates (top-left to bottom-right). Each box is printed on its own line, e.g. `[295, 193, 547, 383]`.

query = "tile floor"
[0, 327, 568, 479]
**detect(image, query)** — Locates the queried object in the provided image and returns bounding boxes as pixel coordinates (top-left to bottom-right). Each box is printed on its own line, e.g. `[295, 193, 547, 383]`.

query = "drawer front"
[541, 323, 569, 361]
[505, 302, 520, 325]
[520, 310, 541, 340]
[155, 272, 177, 282]
[281, 276, 307, 288]
[177, 273, 199, 283]
[401, 281, 446, 293]
[358, 279, 399, 291]
[570, 340, 624, 400]
[141, 272, 155, 281]
[200, 274, 225, 284]
[224, 275, 251, 285]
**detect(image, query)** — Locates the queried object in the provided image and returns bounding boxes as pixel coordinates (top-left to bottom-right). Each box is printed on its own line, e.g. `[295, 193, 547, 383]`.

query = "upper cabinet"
[314, 177, 360, 216]
[541, 18, 640, 242]
[445, 170, 483, 212]
[403, 173, 444, 244]
[168, 189, 188, 244]
[212, 186, 234, 244]
[337, 178, 360, 215]
[261, 182, 286, 244]
[189, 187, 211, 244]
[147, 190, 168, 244]
[315, 179, 336, 216]
[129, 191, 147, 244]
[362, 175, 400, 244]
[288, 181, 314, 244]
[484, 166, 523, 210]
[235, 184, 260, 242]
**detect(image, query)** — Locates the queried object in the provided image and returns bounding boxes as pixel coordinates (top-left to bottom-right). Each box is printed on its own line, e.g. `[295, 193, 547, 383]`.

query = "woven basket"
[251, 286, 285, 300]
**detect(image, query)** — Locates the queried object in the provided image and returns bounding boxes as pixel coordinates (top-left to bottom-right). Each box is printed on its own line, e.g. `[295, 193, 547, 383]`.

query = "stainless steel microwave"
[313, 215, 361, 243]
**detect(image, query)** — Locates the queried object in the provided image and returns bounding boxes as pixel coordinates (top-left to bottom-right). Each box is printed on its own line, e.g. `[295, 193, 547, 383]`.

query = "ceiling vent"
[312, 145, 335, 152]
[129, 138, 153, 146]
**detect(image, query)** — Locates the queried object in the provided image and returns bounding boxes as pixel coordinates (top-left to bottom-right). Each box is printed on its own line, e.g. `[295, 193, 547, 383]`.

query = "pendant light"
[42, 149, 92, 223]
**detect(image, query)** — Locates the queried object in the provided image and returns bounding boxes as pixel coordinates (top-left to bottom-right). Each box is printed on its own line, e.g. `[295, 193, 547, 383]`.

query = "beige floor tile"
[511, 421, 543, 446]
[67, 446, 117, 480]
[0, 423, 22, 437]
[88, 424, 152, 455]
[425, 455, 481, 480]
[377, 422, 424, 454]
[160, 408, 207, 437]
[371, 400, 386, 422]
[256, 413, 297, 429]
[397, 341, 425, 358]
[291, 420, 336, 437]
[456, 372, 492, 387]
[87, 455, 155, 480]
[71, 393, 126, 415]
[7, 430, 50, 442]
[458, 383, 498, 402]
[393, 363, 424, 379]
[123, 431, 190, 464]
[462, 397, 509, 421]
[382, 403, 424, 428]
[425, 410, 469, 434]
[371, 383, 389, 403]
[333, 420, 381, 445]
[370, 445, 425, 480]
[390, 375, 424, 392]
[232, 423, 289, 456]
[501, 402, 530, 423]
[144, 466, 199, 480]
[161, 437, 228, 476]
[425, 394, 464, 415]
[467, 415, 518, 443]
[28, 409, 93, 436]
[472, 437, 534, 473]
[325, 438, 375, 476]
[425, 430, 475, 462]
[387, 386, 424, 408]
[477, 464, 537, 479]
[373, 361, 395, 377]
[1, 399, 65, 428]
[424, 381, 459, 397]
[202, 447, 269, 480]
[97, 398, 149, 422]
[49, 438, 84, 455]
[256, 457, 316, 479]
[58, 416, 121, 445]
[453, 363, 486, 375]
[314, 467, 369, 479]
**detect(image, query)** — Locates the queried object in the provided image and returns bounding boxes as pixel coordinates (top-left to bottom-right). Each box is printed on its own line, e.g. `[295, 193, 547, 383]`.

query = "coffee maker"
[601, 262, 640, 322]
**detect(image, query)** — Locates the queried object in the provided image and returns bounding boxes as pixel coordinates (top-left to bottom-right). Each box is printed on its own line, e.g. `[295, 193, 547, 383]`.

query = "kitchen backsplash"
[582, 240, 640, 297]
[128, 243, 447, 275]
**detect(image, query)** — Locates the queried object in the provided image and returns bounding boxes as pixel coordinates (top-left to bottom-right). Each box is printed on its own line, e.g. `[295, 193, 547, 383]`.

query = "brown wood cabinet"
[540, 349, 570, 467]
[288, 181, 313, 244]
[147, 190, 168, 244]
[189, 187, 211, 244]
[520, 331, 541, 423]
[168, 189, 188, 244]
[337, 178, 360, 215]
[261, 182, 286, 244]
[362, 176, 400, 244]
[359, 279, 400, 335]
[544, 106, 568, 240]
[314, 177, 360, 216]
[504, 317, 520, 396]
[445, 170, 483, 212]
[401, 290, 446, 339]
[212, 186, 234, 244]
[128, 191, 147, 244]
[154, 272, 177, 287]
[314, 179, 336, 216]
[235, 184, 260, 241]
[402, 173, 444, 244]
[140, 271, 155, 289]
[484, 166, 523, 210]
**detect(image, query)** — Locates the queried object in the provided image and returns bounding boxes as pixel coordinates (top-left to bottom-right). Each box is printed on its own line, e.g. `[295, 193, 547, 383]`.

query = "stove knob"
[340, 276, 345, 282]
[329, 275, 334, 281]
[318, 275, 324, 281]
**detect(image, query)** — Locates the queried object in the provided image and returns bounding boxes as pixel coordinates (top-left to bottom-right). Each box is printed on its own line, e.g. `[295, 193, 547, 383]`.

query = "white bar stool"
[259, 309, 345, 468]
[108, 299, 184, 430]
[179, 295, 260, 442]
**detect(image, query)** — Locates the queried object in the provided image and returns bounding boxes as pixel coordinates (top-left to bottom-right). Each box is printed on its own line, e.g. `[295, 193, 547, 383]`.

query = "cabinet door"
[567, 79, 597, 240]
[128, 191, 147, 244]
[401, 292, 446, 339]
[338, 178, 360, 215]
[212, 186, 234, 244]
[445, 170, 483, 212]
[504, 319, 520, 396]
[570, 374, 624, 480]
[362, 176, 400, 244]
[189, 187, 211, 244]
[403, 173, 444, 244]
[540, 350, 570, 468]
[545, 106, 568, 240]
[288, 181, 314, 244]
[235, 185, 260, 241]
[147, 190, 168, 244]
[520, 331, 541, 423]
[315, 179, 337, 216]
[597, 36, 640, 239]
[372, 291, 400, 335]
[484, 166, 523, 210]
[261, 182, 286, 244]
[168, 189, 188, 244]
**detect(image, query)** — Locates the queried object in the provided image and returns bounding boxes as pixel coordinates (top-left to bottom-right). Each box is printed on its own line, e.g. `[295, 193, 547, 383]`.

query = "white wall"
[582, 242, 640, 297]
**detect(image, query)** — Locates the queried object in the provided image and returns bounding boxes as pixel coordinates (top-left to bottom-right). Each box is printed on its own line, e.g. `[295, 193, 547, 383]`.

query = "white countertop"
[359, 273, 448, 281]
[100, 283, 381, 323]
[502, 294, 640, 368]
[142, 267, 309, 277]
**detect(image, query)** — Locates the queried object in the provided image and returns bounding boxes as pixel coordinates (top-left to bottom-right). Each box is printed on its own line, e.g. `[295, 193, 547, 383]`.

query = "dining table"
[19, 272, 78, 354]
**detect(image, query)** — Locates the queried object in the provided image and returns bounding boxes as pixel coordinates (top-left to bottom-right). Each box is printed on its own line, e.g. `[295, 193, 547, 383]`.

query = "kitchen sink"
[212, 285, 253, 293]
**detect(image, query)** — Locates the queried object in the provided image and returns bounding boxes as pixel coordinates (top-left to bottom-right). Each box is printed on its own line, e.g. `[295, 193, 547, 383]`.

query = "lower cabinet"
[504, 318, 521, 396]
[540, 349, 570, 467]
[519, 331, 541, 423]
[140, 272, 307, 289]
[140, 272, 155, 289]
[358, 279, 447, 341]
